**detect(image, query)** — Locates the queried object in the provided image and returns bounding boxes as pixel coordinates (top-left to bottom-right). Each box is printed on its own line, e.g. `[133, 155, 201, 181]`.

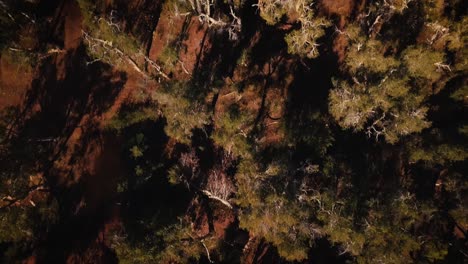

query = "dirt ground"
[149, 5, 210, 79]
[2, 0, 300, 262]
[1, 0, 227, 261]
[0, 1, 140, 262]
[64, 0, 83, 50]
[0, 54, 33, 111]
[320, 0, 355, 18]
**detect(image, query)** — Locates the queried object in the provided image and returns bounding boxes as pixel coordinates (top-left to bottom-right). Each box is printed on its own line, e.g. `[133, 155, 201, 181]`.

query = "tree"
[150, 81, 210, 144]
[0, 1, 38, 50]
[78, 0, 169, 79]
[257, 0, 330, 58]
[239, 194, 316, 261]
[212, 103, 254, 158]
[202, 152, 236, 208]
[284, 16, 330, 59]
[110, 219, 210, 264]
[168, 0, 242, 41]
[235, 156, 322, 261]
[0, 117, 59, 262]
[329, 24, 449, 143]
[329, 76, 432, 143]
[403, 46, 445, 81]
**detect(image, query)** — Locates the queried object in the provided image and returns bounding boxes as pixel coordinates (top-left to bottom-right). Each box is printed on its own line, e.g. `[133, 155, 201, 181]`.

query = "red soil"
[319, 0, 357, 62]
[333, 33, 349, 63]
[149, 8, 184, 60]
[100, 71, 145, 126]
[212, 206, 235, 239]
[178, 17, 210, 76]
[63, 0, 83, 50]
[242, 236, 276, 264]
[149, 5, 209, 79]
[189, 197, 211, 237]
[320, 0, 354, 17]
[216, 50, 294, 147]
[0, 55, 33, 110]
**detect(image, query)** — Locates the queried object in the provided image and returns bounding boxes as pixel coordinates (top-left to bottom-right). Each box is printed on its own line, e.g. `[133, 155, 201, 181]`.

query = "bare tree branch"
[82, 30, 170, 80]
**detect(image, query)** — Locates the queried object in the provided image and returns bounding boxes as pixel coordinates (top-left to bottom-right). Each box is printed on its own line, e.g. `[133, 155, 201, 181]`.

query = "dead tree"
[203, 170, 234, 208]
[82, 30, 169, 80]
[185, 0, 241, 41]
[368, 0, 413, 37]
[202, 152, 235, 208]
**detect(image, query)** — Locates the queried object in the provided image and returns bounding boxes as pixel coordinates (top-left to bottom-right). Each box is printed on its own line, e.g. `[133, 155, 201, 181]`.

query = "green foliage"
[110, 233, 158, 264]
[304, 191, 365, 256]
[106, 106, 159, 131]
[167, 165, 183, 185]
[150, 81, 210, 144]
[329, 78, 431, 143]
[450, 84, 467, 102]
[284, 16, 330, 59]
[1, 1, 461, 263]
[0, 2, 38, 50]
[78, 0, 140, 65]
[258, 0, 329, 58]
[240, 194, 312, 261]
[346, 40, 399, 75]
[446, 171, 468, 232]
[449, 206, 468, 231]
[403, 46, 445, 81]
[1, 49, 35, 72]
[387, 0, 413, 14]
[155, 222, 206, 263]
[449, 18, 468, 72]
[329, 80, 374, 131]
[0, 199, 59, 262]
[0, 207, 34, 243]
[212, 104, 254, 158]
[130, 143, 146, 163]
[458, 125, 468, 136]
[285, 111, 334, 156]
[0, 106, 58, 262]
[328, 25, 453, 143]
[0, 107, 17, 146]
[310, 191, 444, 263]
[410, 144, 468, 164]
[421, 241, 449, 262]
[257, 0, 291, 25]
[353, 197, 441, 263]
[158, 45, 179, 70]
[236, 49, 250, 67]
[111, 220, 211, 264]
[0, 11, 17, 50]
[236, 156, 315, 261]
